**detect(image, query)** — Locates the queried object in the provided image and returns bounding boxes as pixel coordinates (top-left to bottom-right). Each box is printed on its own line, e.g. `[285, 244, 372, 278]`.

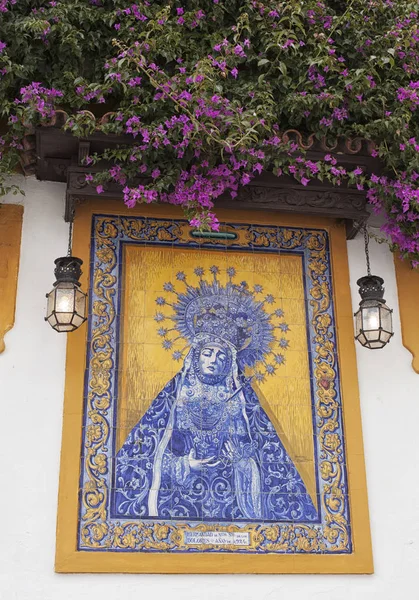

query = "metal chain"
[67, 220, 73, 257]
[363, 225, 371, 277]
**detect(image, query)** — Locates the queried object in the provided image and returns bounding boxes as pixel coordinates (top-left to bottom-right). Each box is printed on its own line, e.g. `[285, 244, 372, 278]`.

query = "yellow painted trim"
[394, 255, 419, 374]
[0, 204, 23, 353]
[55, 200, 373, 574]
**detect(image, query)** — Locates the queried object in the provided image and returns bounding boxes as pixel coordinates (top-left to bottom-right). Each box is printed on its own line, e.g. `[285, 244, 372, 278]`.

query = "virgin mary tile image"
[113, 266, 318, 523]
[71, 217, 363, 564]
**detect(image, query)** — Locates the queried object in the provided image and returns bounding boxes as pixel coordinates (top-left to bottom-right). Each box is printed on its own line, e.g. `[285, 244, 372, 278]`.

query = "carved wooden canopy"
[21, 114, 382, 239]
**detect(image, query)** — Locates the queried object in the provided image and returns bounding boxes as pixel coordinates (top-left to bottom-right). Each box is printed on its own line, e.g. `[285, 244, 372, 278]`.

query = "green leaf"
[279, 62, 287, 76]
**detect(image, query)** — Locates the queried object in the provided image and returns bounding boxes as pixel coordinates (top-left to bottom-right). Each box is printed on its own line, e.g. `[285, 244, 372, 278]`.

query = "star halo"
[154, 265, 290, 381]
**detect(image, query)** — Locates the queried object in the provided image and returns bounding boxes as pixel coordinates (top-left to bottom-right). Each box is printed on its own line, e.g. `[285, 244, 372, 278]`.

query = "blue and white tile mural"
[78, 216, 351, 555]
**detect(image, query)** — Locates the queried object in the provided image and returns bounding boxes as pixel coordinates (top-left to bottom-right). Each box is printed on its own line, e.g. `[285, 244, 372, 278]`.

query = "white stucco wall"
[0, 177, 418, 600]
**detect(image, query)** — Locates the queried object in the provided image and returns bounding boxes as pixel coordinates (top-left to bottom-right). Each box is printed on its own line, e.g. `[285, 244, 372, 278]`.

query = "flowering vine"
[0, 0, 419, 263]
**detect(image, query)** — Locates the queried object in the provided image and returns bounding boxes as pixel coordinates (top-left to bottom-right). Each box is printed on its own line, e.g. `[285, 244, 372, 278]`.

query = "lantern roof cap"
[356, 275, 385, 303]
[54, 256, 83, 286]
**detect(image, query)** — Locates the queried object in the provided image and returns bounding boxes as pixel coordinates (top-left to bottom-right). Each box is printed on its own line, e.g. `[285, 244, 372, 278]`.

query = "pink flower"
[234, 44, 246, 57]
[96, 185, 104, 194]
[151, 168, 161, 179]
[367, 75, 376, 88]
[320, 117, 332, 127]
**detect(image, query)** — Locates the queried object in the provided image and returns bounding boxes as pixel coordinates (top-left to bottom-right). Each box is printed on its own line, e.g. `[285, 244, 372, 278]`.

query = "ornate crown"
[154, 266, 290, 381]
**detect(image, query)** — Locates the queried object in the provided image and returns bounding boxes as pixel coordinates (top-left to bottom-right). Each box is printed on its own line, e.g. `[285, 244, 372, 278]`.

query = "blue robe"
[112, 367, 318, 523]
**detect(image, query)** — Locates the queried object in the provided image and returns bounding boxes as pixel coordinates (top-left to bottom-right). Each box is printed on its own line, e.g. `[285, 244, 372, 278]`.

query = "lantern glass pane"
[379, 304, 393, 332]
[72, 313, 84, 328]
[56, 323, 75, 332]
[357, 331, 368, 346]
[368, 340, 385, 349]
[75, 288, 87, 319]
[55, 282, 76, 314]
[364, 329, 379, 342]
[57, 312, 74, 325]
[47, 313, 58, 327]
[361, 302, 380, 332]
[46, 289, 55, 317]
[380, 330, 392, 344]
[354, 309, 362, 336]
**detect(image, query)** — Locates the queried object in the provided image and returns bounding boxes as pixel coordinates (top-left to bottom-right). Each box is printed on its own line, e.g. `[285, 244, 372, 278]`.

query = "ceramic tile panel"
[75, 215, 355, 557]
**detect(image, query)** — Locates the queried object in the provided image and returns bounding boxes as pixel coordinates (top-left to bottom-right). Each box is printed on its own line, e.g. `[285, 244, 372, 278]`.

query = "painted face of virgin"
[199, 343, 228, 377]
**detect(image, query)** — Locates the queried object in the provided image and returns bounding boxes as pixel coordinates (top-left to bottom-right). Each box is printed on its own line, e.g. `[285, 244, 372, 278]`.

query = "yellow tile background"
[118, 244, 316, 505]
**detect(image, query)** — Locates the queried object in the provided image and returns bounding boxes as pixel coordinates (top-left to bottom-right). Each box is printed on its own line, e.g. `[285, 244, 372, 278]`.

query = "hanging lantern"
[354, 227, 393, 349]
[45, 223, 87, 332]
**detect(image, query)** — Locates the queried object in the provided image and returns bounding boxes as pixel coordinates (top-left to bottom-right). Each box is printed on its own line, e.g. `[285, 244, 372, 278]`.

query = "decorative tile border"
[78, 216, 350, 554]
